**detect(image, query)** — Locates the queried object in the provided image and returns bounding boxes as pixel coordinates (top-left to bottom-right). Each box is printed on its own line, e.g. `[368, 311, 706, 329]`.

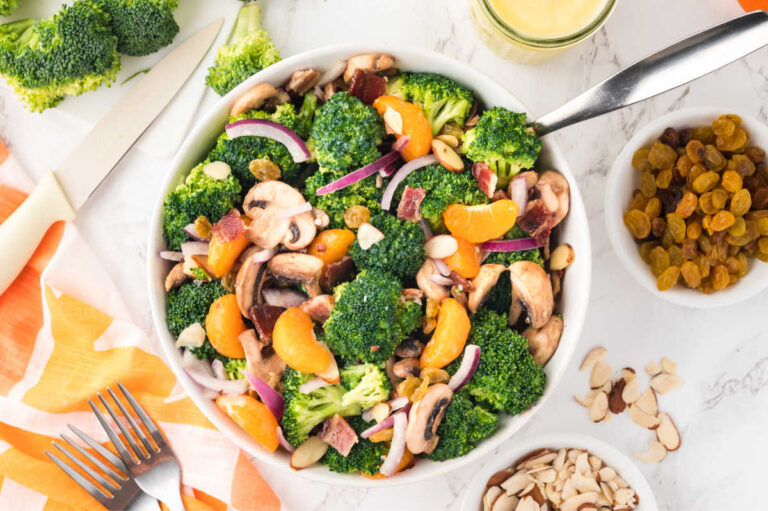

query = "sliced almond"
[589, 392, 609, 422]
[521, 484, 546, 505]
[514, 448, 551, 468]
[620, 378, 641, 404]
[202, 160, 232, 180]
[613, 476, 629, 489]
[290, 436, 329, 469]
[621, 367, 636, 382]
[608, 378, 627, 414]
[628, 404, 660, 429]
[645, 360, 662, 376]
[570, 472, 601, 493]
[431, 139, 464, 172]
[487, 468, 515, 488]
[599, 381, 612, 393]
[500, 471, 530, 495]
[600, 481, 614, 503]
[576, 505, 597, 511]
[580, 347, 607, 372]
[600, 412, 612, 423]
[588, 455, 602, 473]
[635, 439, 667, 463]
[553, 449, 566, 471]
[614, 488, 635, 506]
[175, 322, 206, 348]
[651, 373, 682, 394]
[436, 134, 459, 148]
[357, 222, 385, 250]
[561, 492, 598, 511]
[423, 234, 458, 259]
[589, 360, 612, 389]
[660, 357, 677, 375]
[635, 387, 658, 416]
[383, 107, 403, 134]
[574, 452, 590, 475]
[534, 469, 557, 484]
[656, 412, 681, 451]
[598, 467, 616, 482]
[483, 486, 504, 511]
[513, 496, 537, 511]
[561, 479, 578, 500]
[549, 243, 575, 271]
[518, 452, 558, 469]
[370, 402, 391, 423]
[491, 493, 519, 511]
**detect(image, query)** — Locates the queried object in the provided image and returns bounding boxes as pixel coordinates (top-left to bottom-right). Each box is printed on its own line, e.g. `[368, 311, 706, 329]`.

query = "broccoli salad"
[160, 53, 574, 478]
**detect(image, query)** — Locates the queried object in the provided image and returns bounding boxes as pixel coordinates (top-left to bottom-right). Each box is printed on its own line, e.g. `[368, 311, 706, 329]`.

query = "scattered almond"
[589, 392, 608, 422]
[644, 360, 662, 376]
[608, 379, 627, 414]
[589, 360, 612, 389]
[655, 413, 681, 451]
[650, 373, 682, 394]
[660, 357, 677, 375]
[634, 388, 658, 416]
[620, 367, 636, 382]
[620, 378, 640, 405]
[431, 139, 464, 172]
[574, 390, 600, 408]
[628, 404, 660, 430]
[580, 347, 607, 372]
[634, 439, 667, 463]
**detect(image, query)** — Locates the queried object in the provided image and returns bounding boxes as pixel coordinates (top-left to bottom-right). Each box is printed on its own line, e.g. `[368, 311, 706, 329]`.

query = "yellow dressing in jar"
[488, 0, 610, 40]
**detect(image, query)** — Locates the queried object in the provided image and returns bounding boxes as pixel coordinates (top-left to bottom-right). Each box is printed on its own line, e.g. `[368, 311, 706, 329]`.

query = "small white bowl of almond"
[460, 433, 658, 511]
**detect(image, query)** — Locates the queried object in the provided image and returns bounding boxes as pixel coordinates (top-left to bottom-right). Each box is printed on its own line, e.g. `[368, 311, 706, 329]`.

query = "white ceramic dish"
[605, 107, 768, 308]
[147, 43, 592, 486]
[459, 433, 658, 511]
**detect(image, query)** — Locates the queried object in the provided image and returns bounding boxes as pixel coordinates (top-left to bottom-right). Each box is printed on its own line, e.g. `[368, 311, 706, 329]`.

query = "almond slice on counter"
[634, 387, 658, 416]
[621, 367, 637, 382]
[628, 404, 660, 430]
[656, 413, 681, 451]
[635, 439, 667, 463]
[483, 486, 504, 511]
[580, 347, 607, 371]
[589, 360, 612, 389]
[660, 357, 677, 375]
[574, 390, 600, 408]
[608, 378, 627, 414]
[645, 360, 662, 376]
[621, 378, 641, 404]
[650, 373, 682, 394]
[589, 392, 609, 422]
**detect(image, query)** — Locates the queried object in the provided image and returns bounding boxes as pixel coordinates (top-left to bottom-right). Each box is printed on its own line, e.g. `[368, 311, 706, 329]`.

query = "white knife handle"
[0, 171, 75, 295]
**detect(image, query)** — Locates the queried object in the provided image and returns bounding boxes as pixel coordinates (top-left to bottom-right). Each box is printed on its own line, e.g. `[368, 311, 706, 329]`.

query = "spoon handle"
[531, 10, 768, 136]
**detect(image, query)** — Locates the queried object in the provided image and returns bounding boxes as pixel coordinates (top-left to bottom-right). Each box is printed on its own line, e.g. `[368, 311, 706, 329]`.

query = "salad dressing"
[488, 0, 610, 40]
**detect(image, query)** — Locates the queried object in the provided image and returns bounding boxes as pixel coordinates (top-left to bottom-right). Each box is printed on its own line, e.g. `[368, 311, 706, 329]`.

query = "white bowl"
[605, 107, 768, 308]
[147, 43, 592, 486]
[460, 433, 658, 511]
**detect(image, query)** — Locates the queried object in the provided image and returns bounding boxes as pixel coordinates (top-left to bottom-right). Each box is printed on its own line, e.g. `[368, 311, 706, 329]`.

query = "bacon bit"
[320, 256, 355, 292]
[300, 294, 335, 323]
[212, 209, 245, 242]
[492, 189, 509, 202]
[348, 69, 386, 105]
[249, 305, 284, 341]
[518, 200, 558, 244]
[448, 271, 474, 292]
[397, 186, 426, 222]
[472, 162, 497, 199]
[370, 345, 380, 352]
[319, 414, 359, 457]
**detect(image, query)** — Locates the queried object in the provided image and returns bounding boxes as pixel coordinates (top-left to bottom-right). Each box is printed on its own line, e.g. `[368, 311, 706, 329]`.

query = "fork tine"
[89, 398, 136, 466]
[60, 433, 127, 483]
[107, 386, 156, 454]
[50, 442, 120, 492]
[68, 424, 127, 472]
[97, 392, 148, 461]
[116, 381, 165, 447]
[46, 449, 112, 506]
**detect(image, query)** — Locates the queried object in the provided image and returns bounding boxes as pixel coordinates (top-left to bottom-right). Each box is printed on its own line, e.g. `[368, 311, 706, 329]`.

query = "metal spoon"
[530, 10, 768, 136]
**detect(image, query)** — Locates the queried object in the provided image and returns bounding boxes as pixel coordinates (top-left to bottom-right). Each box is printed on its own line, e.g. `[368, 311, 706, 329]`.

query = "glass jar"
[471, 0, 617, 64]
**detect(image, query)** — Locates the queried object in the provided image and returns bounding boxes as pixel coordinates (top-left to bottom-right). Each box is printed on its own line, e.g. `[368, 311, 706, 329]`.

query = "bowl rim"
[458, 432, 659, 511]
[604, 106, 768, 308]
[147, 42, 592, 487]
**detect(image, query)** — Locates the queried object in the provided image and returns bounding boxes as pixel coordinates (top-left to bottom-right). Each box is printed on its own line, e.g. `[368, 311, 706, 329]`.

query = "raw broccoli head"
[102, 0, 179, 57]
[462, 107, 541, 188]
[162, 162, 241, 250]
[208, 104, 302, 189]
[304, 168, 383, 228]
[321, 415, 387, 476]
[387, 72, 473, 136]
[426, 391, 499, 461]
[166, 280, 228, 361]
[398, 163, 488, 231]
[0, 0, 18, 17]
[224, 358, 247, 380]
[310, 92, 385, 171]
[349, 213, 425, 280]
[205, 2, 280, 96]
[339, 363, 391, 410]
[448, 309, 546, 415]
[295, 92, 318, 140]
[0, 1, 120, 112]
[324, 271, 421, 364]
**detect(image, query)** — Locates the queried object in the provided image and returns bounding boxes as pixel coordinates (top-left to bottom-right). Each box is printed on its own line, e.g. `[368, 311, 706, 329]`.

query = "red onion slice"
[379, 412, 408, 477]
[448, 344, 481, 391]
[182, 350, 249, 395]
[381, 155, 438, 210]
[299, 377, 331, 394]
[378, 160, 399, 177]
[318, 59, 347, 86]
[429, 274, 453, 286]
[392, 135, 410, 152]
[245, 371, 285, 420]
[226, 119, 310, 163]
[388, 397, 409, 411]
[316, 151, 401, 195]
[276, 426, 294, 453]
[481, 238, 543, 252]
[418, 219, 433, 240]
[360, 415, 394, 439]
[183, 222, 209, 241]
[211, 359, 227, 380]
[262, 288, 307, 308]
[160, 251, 184, 262]
[280, 202, 313, 218]
[509, 174, 529, 213]
[180, 241, 209, 257]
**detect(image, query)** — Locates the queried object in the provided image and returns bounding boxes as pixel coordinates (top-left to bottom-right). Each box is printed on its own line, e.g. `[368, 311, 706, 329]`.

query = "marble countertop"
[1, 0, 766, 509]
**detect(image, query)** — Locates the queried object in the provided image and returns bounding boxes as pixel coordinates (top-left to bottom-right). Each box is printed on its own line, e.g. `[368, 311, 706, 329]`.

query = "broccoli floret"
[310, 92, 385, 171]
[483, 269, 511, 316]
[224, 358, 247, 380]
[0, 1, 120, 112]
[426, 391, 499, 461]
[397, 163, 488, 231]
[102, 0, 179, 56]
[484, 226, 544, 268]
[0, 0, 19, 17]
[349, 213, 425, 280]
[295, 92, 318, 140]
[324, 271, 420, 364]
[339, 363, 391, 410]
[448, 309, 546, 415]
[304, 168, 382, 228]
[387, 72, 473, 136]
[208, 104, 301, 189]
[162, 162, 241, 250]
[462, 107, 541, 188]
[166, 280, 228, 361]
[321, 415, 387, 475]
[205, 2, 280, 96]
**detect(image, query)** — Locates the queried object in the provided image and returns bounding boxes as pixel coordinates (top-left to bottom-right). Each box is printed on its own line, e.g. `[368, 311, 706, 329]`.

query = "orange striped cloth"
[0, 141, 281, 511]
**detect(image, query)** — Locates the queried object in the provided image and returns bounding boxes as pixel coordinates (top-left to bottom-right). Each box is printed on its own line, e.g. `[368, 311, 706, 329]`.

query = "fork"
[45, 425, 159, 510]
[89, 382, 186, 511]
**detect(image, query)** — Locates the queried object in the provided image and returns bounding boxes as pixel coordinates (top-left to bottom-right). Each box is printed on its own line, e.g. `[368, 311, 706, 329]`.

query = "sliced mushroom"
[264, 88, 290, 110]
[508, 261, 554, 329]
[523, 316, 563, 366]
[239, 329, 285, 389]
[343, 53, 395, 82]
[282, 211, 317, 250]
[243, 181, 306, 249]
[467, 264, 507, 313]
[267, 253, 324, 297]
[535, 171, 570, 228]
[235, 251, 268, 316]
[406, 383, 453, 455]
[230, 82, 279, 117]
[164, 262, 188, 292]
[392, 358, 420, 379]
[286, 68, 320, 95]
[395, 338, 425, 358]
[416, 259, 450, 301]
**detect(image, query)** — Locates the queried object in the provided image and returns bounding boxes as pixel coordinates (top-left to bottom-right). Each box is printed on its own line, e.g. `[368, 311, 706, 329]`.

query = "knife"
[0, 18, 223, 295]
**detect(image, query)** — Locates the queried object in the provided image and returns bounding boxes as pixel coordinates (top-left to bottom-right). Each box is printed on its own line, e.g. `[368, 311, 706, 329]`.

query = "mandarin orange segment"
[216, 394, 279, 451]
[272, 307, 331, 373]
[373, 95, 432, 161]
[444, 237, 481, 279]
[207, 230, 249, 278]
[308, 229, 355, 267]
[420, 298, 471, 369]
[443, 200, 519, 244]
[205, 294, 247, 358]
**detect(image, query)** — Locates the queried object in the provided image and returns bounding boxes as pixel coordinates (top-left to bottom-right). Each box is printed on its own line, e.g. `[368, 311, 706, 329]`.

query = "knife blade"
[0, 18, 223, 294]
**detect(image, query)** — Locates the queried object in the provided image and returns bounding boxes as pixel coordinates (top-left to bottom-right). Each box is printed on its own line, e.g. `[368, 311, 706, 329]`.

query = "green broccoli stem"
[4, 19, 37, 47]
[230, 3, 262, 45]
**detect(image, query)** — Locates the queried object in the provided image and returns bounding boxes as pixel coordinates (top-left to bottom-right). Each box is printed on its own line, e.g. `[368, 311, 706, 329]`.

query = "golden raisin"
[692, 126, 716, 144]
[745, 146, 766, 164]
[410, 379, 430, 403]
[712, 118, 735, 138]
[711, 264, 729, 290]
[710, 211, 735, 232]
[649, 246, 670, 276]
[711, 188, 729, 210]
[686, 140, 704, 163]
[420, 367, 450, 384]
[696, 253, 711, 278]
[732, 154, 756, 177]
[703, 145, 727, 171]
[397, 377, 421, 399]
[721, 170, 742, 193]
[680, 261, 701, 288]
[648, 142, 678, 170]
[692, 171, 720, 194]
[681, 238, 698, 259]
[730, 189, 751, 216]
[687, 220, 702, 239]
[343, 205, 370, 228]
[736, 252, 748, 276]
[651, 217, 666, 237]
[655, 168, 673, 189]
[676, 154, 693, 177]
[675, 192, 697, 218]
[639, 242, 657, 263]
[632, 147, 652, 172]
[721, 114, 742, 125]
[666, 213, 687, 243]
[640, 171, 657, 198]
[716, 129, 748, 153]
[249, 159, 281, 181]
[759, 237, 768, 256]
[727, 216, 746, 237]
[698, 192, 717, 215]
[668, 245, 684, 266]
[624, 209, 651, 239]
[628, 191, 647, 211]
[194, 216, 213, 239]
[657, 265, 681, 291]
[725, 256, 740, 274]
[644, 197, 662, 219]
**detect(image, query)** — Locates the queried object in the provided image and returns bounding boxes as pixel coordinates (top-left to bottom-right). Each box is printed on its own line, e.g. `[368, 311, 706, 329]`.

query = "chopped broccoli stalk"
[387, 72, 473, 136]
[462, 107, 541, 188]
[324, 271, 421, 364]
[295, 92, 318, 140]
[224, 358, 247, 380]
[102, 0, 179, 57]
[0, 0, 19, 17]
[205, 2, 280, 96]
[426, 391, 499, 461]
[0, 1, 121, 112]
[448, 309, 546, 415]
[339, 363, 391, 410]
[304, 168, 383, 228]
[321, 415, 387, 475]
[310, 92, 385, 171]
[162, 162, 241, 250]
[349, 213, 425, 280]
